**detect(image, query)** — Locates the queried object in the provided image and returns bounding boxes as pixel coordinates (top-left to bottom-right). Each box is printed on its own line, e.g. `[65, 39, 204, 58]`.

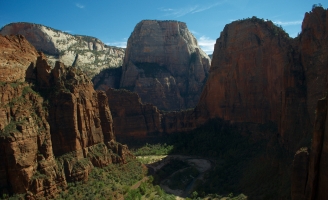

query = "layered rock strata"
[0, 35, 38, 82]
[0, 34, 131, 198]
[197, 16, 310, 151]
[120, 20, 211, 111]
[0, 22, 125, 78]
[106, 88, 197, 139]
[0, 82, 67, 198]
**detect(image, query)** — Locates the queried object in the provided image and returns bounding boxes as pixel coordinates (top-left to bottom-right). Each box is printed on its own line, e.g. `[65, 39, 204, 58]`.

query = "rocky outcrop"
[291, 95, 328, 200]
[0, 22, 125, 78]
[92, 66, 122, 91]
[0, 35, 38, 82]
[305, 95, 328, 200]
[195, 6, 328, 200]
[106, 88, 198, 140]
[35, 59, 132, 183]
[300, 6, 328, 126]
[106, 88, 162, 138]
[0, 82, 67, 198]
[197, 16, 310, 151]
[0, 34, 131, 198]
[120, 20, 210, 111]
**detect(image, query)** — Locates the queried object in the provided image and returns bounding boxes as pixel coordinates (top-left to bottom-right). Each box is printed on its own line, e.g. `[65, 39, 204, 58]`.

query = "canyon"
[0, 34, 131, 199]
[0, 5, 327, 200]
[106, 7, 328, 199]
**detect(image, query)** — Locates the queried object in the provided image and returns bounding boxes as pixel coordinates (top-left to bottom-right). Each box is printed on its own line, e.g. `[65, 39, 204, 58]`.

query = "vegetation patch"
[132, 143, 173, 156]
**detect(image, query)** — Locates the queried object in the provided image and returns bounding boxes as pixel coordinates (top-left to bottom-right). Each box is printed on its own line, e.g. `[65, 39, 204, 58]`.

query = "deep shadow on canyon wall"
[106, 7, 328, 199]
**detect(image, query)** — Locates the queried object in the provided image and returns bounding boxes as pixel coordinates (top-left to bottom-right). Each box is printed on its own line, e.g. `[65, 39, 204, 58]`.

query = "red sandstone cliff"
[292, 95, 328, 200]
[291, 8, 328, 199]
[0, 35, 38, 82]
[197, 16, 310, 151]
[106, 88, 197, 139]
[300, 6, 328, 126]
[0, 35, 131, 198]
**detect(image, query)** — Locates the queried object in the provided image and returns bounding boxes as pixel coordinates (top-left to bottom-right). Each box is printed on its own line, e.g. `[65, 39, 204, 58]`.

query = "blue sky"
[0, 0, 324, 54]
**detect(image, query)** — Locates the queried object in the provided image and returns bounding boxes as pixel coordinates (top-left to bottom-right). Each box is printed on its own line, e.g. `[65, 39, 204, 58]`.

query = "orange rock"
[0, 35, 38, 82]
[197, 17, 310, 151]
[0, 35, 131, 198]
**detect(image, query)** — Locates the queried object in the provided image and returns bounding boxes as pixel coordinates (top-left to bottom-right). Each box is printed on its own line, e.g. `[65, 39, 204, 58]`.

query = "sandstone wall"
[120, 20, 210, 111]
[0, 35, 130, 198]
[0, 35, 38, 82]
[197, 17, 311, 152]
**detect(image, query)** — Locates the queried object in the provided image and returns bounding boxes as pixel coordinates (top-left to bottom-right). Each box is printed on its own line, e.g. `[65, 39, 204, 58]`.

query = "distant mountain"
[0, 22, 125, 78]
[119, 20, 211, 111]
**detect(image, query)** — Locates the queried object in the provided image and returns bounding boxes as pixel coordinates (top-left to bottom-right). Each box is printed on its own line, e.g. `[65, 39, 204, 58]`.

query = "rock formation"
[197, 16, 310, 152]
[0, 22, 125, 78]
[291, 95, 328, 200]
[300, 6, 328, 126]
[106, 88, 197, 140]
[195, 6, 328, 199]
[120, 20, 211, 111]
[0, 34, 131, 198]
[0, 35, 38, 82]
[92, 66, 122, 91]
[0, 82, 67, 198]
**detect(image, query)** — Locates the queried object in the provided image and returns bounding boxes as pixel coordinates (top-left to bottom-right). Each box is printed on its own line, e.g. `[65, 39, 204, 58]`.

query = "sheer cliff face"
[300, 7, 328, 125]
[197, 17, 310, 150]
[0, 22, 125, 78]
[0, 35, 38, 82]
[120, 20, 210, 111]
[0, 35, 130, 198]
[291, 7, 328, 200]
[199, 18, 291, 123]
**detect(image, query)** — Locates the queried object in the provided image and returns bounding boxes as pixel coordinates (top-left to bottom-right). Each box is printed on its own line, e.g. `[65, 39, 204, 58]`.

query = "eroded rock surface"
[0, 35, 38, 82]
[0, 34, 131, 198]
[120, 20, 210, 111]
[106, 88, 198, 140]
[0, 22, 125, 78]
[197, 16, 310, 151]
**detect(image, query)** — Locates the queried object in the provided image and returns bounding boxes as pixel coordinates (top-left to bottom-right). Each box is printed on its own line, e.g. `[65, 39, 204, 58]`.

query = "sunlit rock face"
[0, 22, 125, 78]
[120, 20, 211, 111]
[0, 34, 130, 199]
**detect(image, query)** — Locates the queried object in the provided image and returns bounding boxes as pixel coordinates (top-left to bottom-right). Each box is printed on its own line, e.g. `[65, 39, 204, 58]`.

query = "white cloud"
[160, 1, 225, 17]
[171, 5, 198, 17]
[191, 2, 222, 14]
[198, 36, 216, 55]
[159, 8, 173, 12]
[273, 20, 302, 26]
[105, 41, 127, 48]
[76, 3, 84, 9]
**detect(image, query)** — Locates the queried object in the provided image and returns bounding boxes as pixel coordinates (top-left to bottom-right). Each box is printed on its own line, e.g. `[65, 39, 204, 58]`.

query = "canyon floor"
[138, 155, 213, 199]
